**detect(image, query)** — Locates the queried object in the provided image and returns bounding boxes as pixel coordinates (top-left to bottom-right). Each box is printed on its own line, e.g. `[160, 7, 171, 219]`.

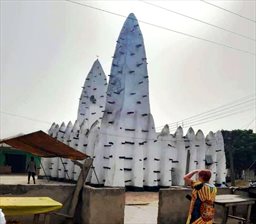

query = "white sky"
[1, 0, 255, 139]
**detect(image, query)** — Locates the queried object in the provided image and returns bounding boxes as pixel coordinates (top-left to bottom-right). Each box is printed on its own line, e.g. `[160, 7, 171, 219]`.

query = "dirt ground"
[0, 174, 73, 185]
[125, 192, 158, 224]
[125, 191, 159, 205]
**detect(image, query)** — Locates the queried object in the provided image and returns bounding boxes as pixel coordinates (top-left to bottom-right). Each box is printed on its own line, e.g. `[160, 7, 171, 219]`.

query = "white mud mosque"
[41, 13, 226, 188]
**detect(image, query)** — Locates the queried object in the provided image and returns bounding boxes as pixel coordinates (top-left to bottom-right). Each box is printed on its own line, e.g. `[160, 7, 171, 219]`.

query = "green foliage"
[221, 129, 256, 177]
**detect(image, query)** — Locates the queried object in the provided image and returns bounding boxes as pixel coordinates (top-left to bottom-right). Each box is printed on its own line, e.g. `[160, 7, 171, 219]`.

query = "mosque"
[41, 13, 226, 188]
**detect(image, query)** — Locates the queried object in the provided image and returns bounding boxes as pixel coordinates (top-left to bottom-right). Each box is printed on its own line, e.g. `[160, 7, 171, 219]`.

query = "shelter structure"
[0, 131, 88, 178]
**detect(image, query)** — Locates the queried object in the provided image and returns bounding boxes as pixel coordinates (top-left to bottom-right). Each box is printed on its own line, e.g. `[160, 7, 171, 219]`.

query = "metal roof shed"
[0, 130, 88, 160]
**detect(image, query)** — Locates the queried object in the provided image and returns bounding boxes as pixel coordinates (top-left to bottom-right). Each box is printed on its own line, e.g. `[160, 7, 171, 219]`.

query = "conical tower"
[92, 13, 156, 187]
[77, 59, 107, 129]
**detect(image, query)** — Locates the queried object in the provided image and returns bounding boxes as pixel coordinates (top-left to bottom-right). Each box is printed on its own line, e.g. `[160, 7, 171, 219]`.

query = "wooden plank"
[52, 158, 93, 224]
[68, 158, 93, 216]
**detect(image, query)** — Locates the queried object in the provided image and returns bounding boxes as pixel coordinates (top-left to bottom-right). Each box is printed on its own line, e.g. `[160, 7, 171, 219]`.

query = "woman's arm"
[183, 169, 200, 186]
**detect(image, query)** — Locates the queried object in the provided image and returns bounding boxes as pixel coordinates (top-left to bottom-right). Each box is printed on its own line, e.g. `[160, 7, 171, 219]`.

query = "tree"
[221, 129, 256, 183]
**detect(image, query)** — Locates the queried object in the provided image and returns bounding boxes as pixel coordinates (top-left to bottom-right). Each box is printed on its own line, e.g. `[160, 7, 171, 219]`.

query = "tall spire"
[77, 59, 107, 128]
[92, 13, 156, 187]
[105, 12, 151, 115]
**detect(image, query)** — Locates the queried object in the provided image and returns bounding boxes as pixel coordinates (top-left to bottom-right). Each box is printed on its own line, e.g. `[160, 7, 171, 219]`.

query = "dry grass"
[125, 192, 158, 205]
[235, 179, 250, 187]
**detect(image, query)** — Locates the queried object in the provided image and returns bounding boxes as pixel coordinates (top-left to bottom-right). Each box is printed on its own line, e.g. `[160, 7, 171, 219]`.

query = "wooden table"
[215, 194, 256, 224]
[0, 197, 62, 224]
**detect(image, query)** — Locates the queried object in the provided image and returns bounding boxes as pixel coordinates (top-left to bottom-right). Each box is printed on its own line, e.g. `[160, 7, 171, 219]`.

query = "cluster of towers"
[41, 13, 226, 187]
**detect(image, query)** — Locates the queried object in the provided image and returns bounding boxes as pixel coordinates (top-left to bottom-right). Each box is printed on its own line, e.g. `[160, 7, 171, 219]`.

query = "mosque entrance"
[5, 154, 26, 173]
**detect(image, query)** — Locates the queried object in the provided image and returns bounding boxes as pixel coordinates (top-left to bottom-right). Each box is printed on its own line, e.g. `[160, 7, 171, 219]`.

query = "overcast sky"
[1, 0, 255, 139]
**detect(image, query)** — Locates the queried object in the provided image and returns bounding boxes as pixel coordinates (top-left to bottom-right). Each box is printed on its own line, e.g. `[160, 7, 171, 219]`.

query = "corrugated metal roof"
[0, 131, 88, 160]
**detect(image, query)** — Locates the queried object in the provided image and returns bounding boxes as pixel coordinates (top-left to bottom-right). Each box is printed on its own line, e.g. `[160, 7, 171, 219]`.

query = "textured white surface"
[47, 123, 59, 176]
[48, 122, 56, 136]
[206, 131, 217, 184]
[74, 120, 89, 181]
[40, 122, 57, 177]
[77, 119, 89, 154]
[186, 127, 197, 174]
[91, 13, 157, 187]
[46, 13, 226, 187]
[215, 131, 227, 184]
[157, 125, 174, 187]
[66, 120, 80, 180]
[195, 130, 207, 171]
[85, 121, 100, 182]
[77, 59, 107, 129]
[50, 122, 66, 178]
[58, 121, 73, 179]
[173, 127, 187, 186]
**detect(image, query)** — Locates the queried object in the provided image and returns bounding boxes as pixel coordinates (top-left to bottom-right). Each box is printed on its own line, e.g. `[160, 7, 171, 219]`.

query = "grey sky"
[1, 0, 255, 139]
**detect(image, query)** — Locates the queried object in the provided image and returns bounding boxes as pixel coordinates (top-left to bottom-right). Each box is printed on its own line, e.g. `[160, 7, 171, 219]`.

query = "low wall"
[82, 185, 125, 224]
[3, 184, 254, 224]
[0, 184, 75, 224]
[158, 187, 231, 224]
[0, 184, 126, 224]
